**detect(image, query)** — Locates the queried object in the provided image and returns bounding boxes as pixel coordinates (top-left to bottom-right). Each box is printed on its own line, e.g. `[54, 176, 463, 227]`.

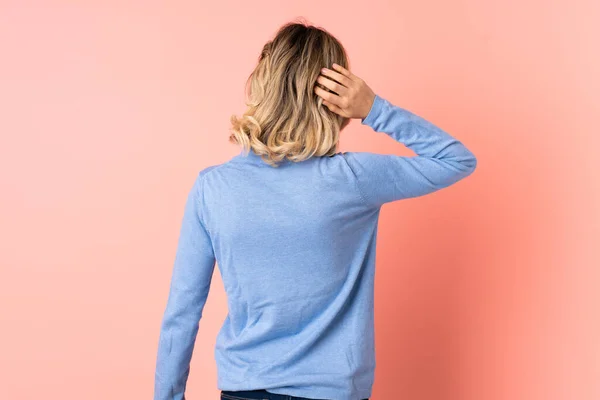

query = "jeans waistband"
[221, 389, 368, 400]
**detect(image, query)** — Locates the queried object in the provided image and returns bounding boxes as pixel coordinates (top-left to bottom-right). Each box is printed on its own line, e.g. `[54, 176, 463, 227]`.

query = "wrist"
[360, 94, 378, 124]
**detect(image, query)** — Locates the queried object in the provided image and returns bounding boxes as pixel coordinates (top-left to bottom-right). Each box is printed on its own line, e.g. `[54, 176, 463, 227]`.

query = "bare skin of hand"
[314, 63, 376, 120]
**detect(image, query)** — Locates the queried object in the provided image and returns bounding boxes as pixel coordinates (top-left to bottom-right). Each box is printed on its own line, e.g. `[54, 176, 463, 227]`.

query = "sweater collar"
[233, 148, 294, 166]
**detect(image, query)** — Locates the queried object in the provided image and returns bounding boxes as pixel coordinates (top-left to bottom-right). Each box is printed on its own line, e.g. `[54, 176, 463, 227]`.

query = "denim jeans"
[220, 389, 369, 400]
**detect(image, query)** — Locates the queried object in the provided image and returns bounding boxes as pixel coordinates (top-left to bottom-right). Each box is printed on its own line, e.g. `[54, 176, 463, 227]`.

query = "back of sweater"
[154, 94, 477, 400]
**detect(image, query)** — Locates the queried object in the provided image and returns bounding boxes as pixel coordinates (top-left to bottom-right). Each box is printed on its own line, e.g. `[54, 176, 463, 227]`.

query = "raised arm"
[154, 172, 216, 400]
[343, 93, 477, 207]
[315, 63, 477, 208]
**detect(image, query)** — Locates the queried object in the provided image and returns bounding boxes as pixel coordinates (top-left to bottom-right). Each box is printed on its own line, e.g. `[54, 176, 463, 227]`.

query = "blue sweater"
[154, 94, 477, 400]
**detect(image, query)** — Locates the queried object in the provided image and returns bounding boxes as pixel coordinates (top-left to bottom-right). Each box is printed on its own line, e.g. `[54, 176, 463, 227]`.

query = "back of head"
[229, 19, 350, 167]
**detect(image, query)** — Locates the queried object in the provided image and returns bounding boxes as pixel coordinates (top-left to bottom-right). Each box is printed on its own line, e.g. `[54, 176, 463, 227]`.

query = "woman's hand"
[314, 63, 376, 120]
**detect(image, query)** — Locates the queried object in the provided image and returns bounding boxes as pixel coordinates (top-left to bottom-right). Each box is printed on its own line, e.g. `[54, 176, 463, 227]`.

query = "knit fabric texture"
[154, 93, 477, 400]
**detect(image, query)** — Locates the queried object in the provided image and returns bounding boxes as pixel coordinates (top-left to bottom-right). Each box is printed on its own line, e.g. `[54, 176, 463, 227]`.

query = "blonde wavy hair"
[229, 20, 351, 167]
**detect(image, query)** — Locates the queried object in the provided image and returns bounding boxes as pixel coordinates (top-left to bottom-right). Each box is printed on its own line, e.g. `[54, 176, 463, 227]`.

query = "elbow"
[468, 154, 477, 173]
[461, 151, 477, 175]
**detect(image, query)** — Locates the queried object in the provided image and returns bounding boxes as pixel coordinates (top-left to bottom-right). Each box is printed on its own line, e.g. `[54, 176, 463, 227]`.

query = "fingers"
[314, 63, 358, 112]
[314, 86, 340, 105]
[320, 66, 353, 88]
[332, 63, 357, 81]
[322, 99, 344, 116]
[316, 74, 348, 96]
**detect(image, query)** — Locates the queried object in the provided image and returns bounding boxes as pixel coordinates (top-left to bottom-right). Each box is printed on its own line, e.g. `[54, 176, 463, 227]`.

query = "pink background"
[1, 1, 598, 399]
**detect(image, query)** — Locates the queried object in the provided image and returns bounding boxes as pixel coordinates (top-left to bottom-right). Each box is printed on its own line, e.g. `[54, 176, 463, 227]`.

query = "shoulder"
[315, 151, 372, 176]
[318, 151, 372, 186]
[196, 152, 245, 179]
[184, 163, 226, 194]
[198, 163, 225, 179]
[331, 151, 383, 173]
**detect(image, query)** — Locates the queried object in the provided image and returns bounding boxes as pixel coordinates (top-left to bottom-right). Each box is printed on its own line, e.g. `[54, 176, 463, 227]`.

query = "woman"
[154, 21, 477, 400]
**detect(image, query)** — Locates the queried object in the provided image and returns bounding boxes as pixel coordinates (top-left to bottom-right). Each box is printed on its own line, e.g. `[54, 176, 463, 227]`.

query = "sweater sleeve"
[154, 173, 216, 400]
[342, 94, 477, 208]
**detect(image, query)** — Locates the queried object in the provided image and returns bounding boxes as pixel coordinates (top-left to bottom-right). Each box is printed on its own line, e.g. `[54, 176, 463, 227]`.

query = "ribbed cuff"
[361, 94, 384, 126]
